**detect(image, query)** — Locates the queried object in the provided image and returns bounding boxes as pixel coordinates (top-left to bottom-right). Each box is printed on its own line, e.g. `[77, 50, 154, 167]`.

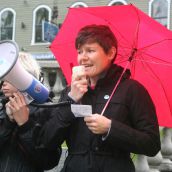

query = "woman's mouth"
[83, 64, 93, 69]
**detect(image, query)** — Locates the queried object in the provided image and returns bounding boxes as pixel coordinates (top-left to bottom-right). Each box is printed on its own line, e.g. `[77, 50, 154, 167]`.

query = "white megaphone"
[0, 40, 49, 103]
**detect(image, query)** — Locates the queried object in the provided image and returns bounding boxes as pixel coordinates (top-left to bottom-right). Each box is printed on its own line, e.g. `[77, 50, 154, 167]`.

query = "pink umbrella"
[50, 4, 172, 127]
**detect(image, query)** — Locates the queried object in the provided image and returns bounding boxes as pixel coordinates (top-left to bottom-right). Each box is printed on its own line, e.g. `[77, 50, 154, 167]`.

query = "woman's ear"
[108, 47, 116, 61]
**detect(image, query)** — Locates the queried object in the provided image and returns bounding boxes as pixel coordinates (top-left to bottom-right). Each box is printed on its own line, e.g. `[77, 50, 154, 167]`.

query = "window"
[149, 0, 170, 28]
[108, 0, 127, 6]
[71, 2, 88, 8]
[32, 5, 51, 44]
[0, 8, 15, 41]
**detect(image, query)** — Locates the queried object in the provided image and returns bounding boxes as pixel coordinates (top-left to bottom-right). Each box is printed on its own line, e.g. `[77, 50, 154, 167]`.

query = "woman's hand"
[6, 92, 29, 126]
[6, 106, 14, 122]
[70, 70, 88, 102]
[84, 114, 111, 134]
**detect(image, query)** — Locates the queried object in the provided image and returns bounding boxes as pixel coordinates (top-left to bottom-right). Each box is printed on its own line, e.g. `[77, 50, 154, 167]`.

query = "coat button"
[104, 95, 109, 100]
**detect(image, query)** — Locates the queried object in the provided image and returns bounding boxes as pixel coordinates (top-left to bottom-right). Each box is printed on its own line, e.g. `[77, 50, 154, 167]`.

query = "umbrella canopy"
[50, 4, 172, 127]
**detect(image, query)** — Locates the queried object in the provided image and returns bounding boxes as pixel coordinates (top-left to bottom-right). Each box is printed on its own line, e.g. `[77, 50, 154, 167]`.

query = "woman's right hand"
[5, 105, 14, 122]
[70, 70, 88, 102]
[6, 92, 29, 126]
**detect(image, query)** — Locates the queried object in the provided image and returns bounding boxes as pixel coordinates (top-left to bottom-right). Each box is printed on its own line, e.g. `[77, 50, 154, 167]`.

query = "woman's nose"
[80, 52, 89, 60]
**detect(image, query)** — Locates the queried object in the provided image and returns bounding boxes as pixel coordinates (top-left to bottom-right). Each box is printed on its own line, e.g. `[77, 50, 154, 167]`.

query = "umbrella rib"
[140, 38, 172, 50]
[109, 21, 138, 51]
[138, 49, 172, 65]
[130, 4, 140, 50]
[133, 59, 172, 67]
[135, 38, 172, 66]
[137, 55, 172, 115]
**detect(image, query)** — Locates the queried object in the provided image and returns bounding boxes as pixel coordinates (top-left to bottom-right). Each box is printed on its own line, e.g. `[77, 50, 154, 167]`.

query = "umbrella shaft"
[101, 61, 130, 115]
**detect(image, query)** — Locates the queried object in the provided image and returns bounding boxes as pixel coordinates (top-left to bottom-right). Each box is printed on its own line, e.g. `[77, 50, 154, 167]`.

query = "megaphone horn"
[0, 40, 49, 103]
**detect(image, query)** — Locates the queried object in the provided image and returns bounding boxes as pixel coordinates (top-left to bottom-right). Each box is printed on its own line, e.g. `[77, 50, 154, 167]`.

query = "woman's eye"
[88, 49, 94, 53]
[77, 50, 82, 54]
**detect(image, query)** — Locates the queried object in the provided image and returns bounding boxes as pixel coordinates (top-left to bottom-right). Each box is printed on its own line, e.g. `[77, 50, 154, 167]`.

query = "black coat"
[0, 100, 61, 172]
[35, 64, 161, 172]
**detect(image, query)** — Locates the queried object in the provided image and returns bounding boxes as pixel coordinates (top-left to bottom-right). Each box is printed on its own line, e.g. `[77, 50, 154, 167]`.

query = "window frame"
[70, 2, 88, 8]
[149, 0, 171, 29]
[0, 8, 16, 41]
[31, 5, 52, 45]
[108, 0, 128, 6]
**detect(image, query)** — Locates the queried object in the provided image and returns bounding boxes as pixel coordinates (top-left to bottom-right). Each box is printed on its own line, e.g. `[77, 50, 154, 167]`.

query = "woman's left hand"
[6, 92, 29, 126]
[84, 114, 111, 134]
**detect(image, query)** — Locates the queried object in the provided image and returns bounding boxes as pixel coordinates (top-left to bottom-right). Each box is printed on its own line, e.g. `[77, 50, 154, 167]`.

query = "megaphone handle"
[22, 92, 34, 105]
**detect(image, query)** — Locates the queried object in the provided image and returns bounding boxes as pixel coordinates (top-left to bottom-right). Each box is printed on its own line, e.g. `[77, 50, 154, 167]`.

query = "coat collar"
[94, 64, 131, 87]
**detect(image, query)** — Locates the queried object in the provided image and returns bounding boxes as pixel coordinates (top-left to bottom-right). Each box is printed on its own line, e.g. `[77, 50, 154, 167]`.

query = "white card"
[71, 104, 92, 117]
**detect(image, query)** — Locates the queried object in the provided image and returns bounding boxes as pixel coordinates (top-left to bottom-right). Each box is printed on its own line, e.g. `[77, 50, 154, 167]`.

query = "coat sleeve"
[104, 80, 161, 156]
[33, 104, 75, 149]
[33, 87, 75, 150]
[0, 111, 16, 148]
[17, 110, 62, 170]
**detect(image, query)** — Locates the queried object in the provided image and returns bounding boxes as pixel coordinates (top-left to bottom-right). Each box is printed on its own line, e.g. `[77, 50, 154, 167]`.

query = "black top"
[0, 99, 61, 172]
[34, 64, 160, 172]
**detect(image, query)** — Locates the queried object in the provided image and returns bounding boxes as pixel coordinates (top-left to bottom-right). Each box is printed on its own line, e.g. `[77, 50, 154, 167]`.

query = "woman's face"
[1, 81, 17, 97]
[77, 42, 116, 82]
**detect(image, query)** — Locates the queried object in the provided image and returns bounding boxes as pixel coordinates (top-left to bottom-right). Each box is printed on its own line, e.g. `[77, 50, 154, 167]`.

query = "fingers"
[84, 115, 96, 123]
[84, 115, 111, 134]
[70, 75, 88, 102]
[72, 65, 87, 82]
[6, 92, 29, 125]
[5, 105, 14, 121]
[72, 73, 86, 82]
[72, 77, 88, 87]
[73, 83, 88, 94]
[10, 92, 25, 105]
[72, 71, 88, 89]
[15, 92, 26, 105]
[9, 96, 18, 107]
[84, 115, 97, 133]
[6, 101, 16, 118]
[7, 92, 25, 112]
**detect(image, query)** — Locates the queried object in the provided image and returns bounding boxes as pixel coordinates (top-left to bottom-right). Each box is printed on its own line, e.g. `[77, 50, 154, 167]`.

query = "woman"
[20, 25, 160, 172]
[0, 52, 61, 172]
